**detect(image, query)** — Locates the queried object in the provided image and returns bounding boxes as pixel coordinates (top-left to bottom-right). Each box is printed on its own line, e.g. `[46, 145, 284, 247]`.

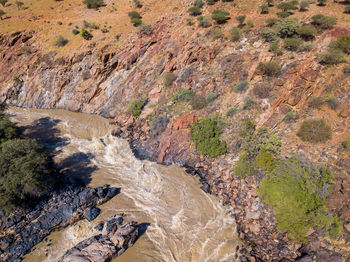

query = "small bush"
[266, 17, 278, 27]
[234, 151, 256, 177]
[186, 18, 194, 26]
[277, 11, 291, 19]
[190, 95, 207, 110]
[325, 97, 338, 110]
[317, 0, 327, 6]
[277, 1, 297, 12]
[260, 28, 279, 42]
[0, 9, 5, 19]
[342, 136, 350, 149]
[72, 29, 80, 35]
[230, 26, 241, 41]
[190, 117, 226, 157]
[80, 29, 93, 40]
[297, 118, 332, 143]
[163, 72, 177, 87]
[235, 15, 246, 26]
[260, 4, 269, 14]
[299, 0, 309, 11]
[194, 0, 204, 8]
[139, 24, 152, 35]
[131, 17, 142, 26]
[297, 25, 317, 40]
[0, 117, 21, 144]
[128, 11, 141, 19]
[330, 36, 350, 55]
[197, 16, 211, 28]
[269, 41, 283, 55]
[0, 0, 8, 7]
[83, 20, 99, 29]
[284, 37, 304, 51]
[266, 0, 274, 6]
[206, 93, 219, 103]
[226, 107, 237, 117]
[284, 111, 298, 122]
[127, 98, 147, 117]
[311, 14, 337, 29]
[253, 82, 271, 98]
[55, 36, 68, 47]
[308, 96, 324, 109]
[207, 0, 217, 4]
[211, 10, 230, 24]
[278, 17, 301, 37]
[188, 6, 201, 16]
[83, 0, 104, 9]
[133, 0, 142, 8]
[298, 43, 313, 52]
[234, 80, 249, 93]
[318, 50, 346, 65]
[243, 97, 254, 110]
[345, 5, 350, 14]
[257, 61, 281, 76]
[175, 89, 195, 102]
[210, 27, 223, 40]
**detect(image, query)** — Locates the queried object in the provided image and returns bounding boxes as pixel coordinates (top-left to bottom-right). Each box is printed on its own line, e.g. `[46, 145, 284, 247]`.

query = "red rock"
[301, 70, 319, 82]
[172, 113, 198, 131]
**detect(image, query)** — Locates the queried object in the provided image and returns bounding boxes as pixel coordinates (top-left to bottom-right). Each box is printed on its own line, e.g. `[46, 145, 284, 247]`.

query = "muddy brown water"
[7, 107, 242, 262]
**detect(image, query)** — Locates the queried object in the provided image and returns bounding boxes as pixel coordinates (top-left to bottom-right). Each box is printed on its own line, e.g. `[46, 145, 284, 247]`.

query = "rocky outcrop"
[60, 215, 141, 262]
[0, 185, 119, 262]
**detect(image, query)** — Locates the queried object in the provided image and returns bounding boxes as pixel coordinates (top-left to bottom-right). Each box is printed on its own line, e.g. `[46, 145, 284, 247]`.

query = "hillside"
[0, 0, 350, 261]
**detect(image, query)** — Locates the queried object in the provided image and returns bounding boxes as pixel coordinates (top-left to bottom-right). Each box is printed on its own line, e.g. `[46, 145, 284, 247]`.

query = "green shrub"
[230, 26, 241, 41]
[211, 10, 230, 24]
[206, 93, 219, 103]
[345, 5, 350, 14]
[72, 29, 80, 35]
[0, 114, 21, 144]
[55, 36, 68, 47]
[197, 16, 211, 28]
[257, 61, 281, 76]
[266, 17, 278, 27]
[308, 96, 324, 109]
[284, 37, 304, 51]
[277, 11, 291, 18]
[234, 151, 256, 177]
[284, 111, 297, 122]
[15, 1, 24, 10]
[235, 15, 246, 26]
[0, 9, 5, 19]
[260, 4, 269, 14]
[0, 139, 55, 212]
[133, 0, 142, 8]
[297, 118, 332, 143]
[342, 135, 350, 149]
[186, 18, 194, 26]
[174, 89, 195, 102]
[317, 0, 327, 6]
[266, 0, 274, 6]
[311, 14, 337, 29]
[127, 98, 147, 117]
[128, 11, 141, 19]
[277, 1, 297, 12]
[234, 80, 249, 93]
[163, 72, 177, 87]
[318, 50, 346, 65]
[278, 17, 301, 37]
[80, 28, 93, 40]
[131, 17, 142, 26]
[243, 96, 254, 110]
[188, 6, 201, 16]
[325, 97, 338, 110]
[269, 41, 283, 55]
[210, 27, 223, 40]
[83, 0, 104, 9]
[139, 24, 152, 35]
[260, 28, 279, 42]
[83, 20, 99, 29]
[226, 107, 237, 117]
[190, 117, 226, 157]
[258, 157, 340, 242]
[206, 0, 217, 4]
[330, 36, 350, 54]
[194, 0, 204, 8]
[299, 0, 309, 11]
[190, 95, 207, 110]
[0, 0, 8, 7]
[297, 25, 317, 40]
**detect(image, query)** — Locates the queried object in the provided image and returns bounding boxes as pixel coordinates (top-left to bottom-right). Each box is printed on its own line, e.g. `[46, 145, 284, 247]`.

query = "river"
[7, 107, 242, 262]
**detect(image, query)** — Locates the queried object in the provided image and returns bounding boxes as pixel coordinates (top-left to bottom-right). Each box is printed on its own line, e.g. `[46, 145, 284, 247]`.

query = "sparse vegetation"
[164, 72, 177, 87]
[226, 107, 237, 117]
[242, 96, 254, 110]
[0, 0, 7, 7]
[257, 61, 281, 76]
[234, 80, 249, 93]
[198, 16, 211, 28]
[190, 94, 207, 110]
[260, 4, 269, 14]
[83, 0, 104, 9]
[55, 36, 68, 47]
[297, 118, 332, 143]
[174, 89, 195, 102]
[190, 117, 226, 157]
[0, 9, 5, 19]
[318, 50, 346, 65]
[308, 96, 324, 109]
[330, 36, 350, 55]
[206, 93, 219, 103]
[325, 97, 338, 110]
[80, 28, 93, 40]
[266, 17, 278, 27]
[235, 15, 246, 26]
[230, 26, 241, 41]
[127, 98, 147, 117]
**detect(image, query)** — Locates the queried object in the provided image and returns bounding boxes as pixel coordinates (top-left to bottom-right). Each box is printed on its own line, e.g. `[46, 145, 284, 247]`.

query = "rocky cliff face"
[0, 11, 349, 261]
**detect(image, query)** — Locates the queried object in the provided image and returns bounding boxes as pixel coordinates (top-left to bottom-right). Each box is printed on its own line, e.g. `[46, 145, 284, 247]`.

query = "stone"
[246, 211, 261, 220]
[172, 113, 198, 131]
[84, 207, 101, 222]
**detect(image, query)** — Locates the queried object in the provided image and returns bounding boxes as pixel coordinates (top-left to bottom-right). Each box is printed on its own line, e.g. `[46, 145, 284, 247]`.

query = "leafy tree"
[83, 0, 104, 9]
[190, 117, 226, 157]
[0, 139, 55, 212]
[211, 10, 230, 24]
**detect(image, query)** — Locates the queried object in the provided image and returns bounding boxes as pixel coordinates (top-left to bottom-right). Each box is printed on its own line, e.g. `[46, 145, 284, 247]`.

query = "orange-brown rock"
[172, 113, 198, 131]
